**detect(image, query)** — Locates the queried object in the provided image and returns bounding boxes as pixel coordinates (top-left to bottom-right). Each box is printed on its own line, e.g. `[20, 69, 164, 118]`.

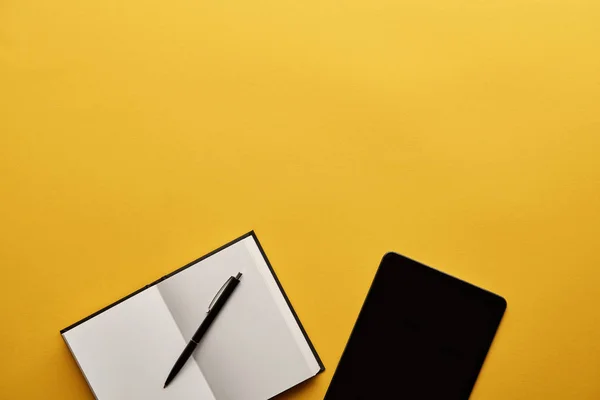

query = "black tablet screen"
[324, 253, 506, 400]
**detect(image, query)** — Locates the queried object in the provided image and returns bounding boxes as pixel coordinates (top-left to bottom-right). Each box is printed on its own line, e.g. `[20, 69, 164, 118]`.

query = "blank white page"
[157, 237, 318, 400]
[62, 286, 215, 400]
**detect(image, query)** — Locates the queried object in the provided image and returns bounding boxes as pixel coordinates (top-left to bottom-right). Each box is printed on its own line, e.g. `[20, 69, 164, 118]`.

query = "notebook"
[324, 252, 506, 400]
[61, 232, 324, 400]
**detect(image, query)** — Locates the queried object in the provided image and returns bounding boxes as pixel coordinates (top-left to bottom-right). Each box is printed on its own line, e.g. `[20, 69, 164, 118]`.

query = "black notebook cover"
[61, 231, 324, 398]
[325, 252, 506, 400]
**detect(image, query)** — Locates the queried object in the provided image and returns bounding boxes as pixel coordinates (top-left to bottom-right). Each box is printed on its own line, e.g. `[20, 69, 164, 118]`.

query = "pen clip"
[207, 277, 233, 313]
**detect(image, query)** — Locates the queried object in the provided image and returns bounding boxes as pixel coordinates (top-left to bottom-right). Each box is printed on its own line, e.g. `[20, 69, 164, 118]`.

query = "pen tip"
[236, 272, 242, 279]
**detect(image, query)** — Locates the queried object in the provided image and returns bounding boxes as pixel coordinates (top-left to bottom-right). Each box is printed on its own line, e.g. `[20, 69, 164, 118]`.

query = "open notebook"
[61, 232, 324, 399]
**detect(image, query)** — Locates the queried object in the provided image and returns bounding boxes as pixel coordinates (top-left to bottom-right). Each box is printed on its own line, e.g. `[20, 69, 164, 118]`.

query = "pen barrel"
[191, 276, 240, 343]
[164, 272, 243, 388]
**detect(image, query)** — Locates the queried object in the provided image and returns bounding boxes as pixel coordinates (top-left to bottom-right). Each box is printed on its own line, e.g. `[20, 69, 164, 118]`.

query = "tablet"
[324, 252, 506, 400]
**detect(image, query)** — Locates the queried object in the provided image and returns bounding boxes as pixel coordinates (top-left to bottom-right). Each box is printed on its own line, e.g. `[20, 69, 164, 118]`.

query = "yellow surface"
[1, 0, 600, 398]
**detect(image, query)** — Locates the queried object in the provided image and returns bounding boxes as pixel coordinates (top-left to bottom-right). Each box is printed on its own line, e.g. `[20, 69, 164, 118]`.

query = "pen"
[164, 272, 242, 388]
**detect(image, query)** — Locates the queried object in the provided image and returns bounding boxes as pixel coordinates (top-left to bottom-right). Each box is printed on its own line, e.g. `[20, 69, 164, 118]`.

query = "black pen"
[164, 272, 242, 388]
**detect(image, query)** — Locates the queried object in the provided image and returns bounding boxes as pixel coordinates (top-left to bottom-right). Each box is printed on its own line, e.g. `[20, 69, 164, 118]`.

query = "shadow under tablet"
[324, 253, 506, 400]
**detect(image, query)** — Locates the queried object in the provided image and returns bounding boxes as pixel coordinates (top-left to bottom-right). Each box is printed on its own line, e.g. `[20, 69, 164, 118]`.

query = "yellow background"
[1, 0, 599, 398]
